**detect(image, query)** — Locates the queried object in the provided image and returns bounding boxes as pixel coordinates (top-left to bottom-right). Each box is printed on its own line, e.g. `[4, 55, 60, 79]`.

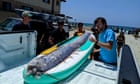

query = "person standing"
[117, 31, 125, 55]
[89, 17, 117, 65]
[12, 11, 32, 31]
[46, 19, 55, 35]
[90, 26, 100, 60]
[50, 20, 67, 44]
[42, 20, 56, 49]
[74, 22, 85, 36]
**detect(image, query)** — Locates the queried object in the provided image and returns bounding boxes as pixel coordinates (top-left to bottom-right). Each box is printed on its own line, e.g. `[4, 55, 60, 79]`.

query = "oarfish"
[26, 32, 91, 77]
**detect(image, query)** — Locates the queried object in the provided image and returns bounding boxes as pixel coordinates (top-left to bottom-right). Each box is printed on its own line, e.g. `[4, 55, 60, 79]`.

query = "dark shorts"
[94, 52, 100, 61]
[94, 53, 117, 66]
[117, 42, 124, 46]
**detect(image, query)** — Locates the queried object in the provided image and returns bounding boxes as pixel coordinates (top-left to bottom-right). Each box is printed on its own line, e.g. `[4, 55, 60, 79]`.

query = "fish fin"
[41, 45, 58, 55]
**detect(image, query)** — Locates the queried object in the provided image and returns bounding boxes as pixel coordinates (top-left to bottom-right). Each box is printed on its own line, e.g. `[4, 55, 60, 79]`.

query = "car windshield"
[0, 18, 21, 31]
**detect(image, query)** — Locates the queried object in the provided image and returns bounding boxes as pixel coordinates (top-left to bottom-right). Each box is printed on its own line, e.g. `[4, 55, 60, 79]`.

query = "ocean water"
[83, 23, 140, 34]
[84, 23, 138, 30]
[83, 23, 93, 28]
[70, 22, 139, 34]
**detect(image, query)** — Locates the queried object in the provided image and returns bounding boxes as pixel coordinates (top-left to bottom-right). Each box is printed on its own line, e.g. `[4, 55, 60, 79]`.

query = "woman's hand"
[89, 35, 97, 43]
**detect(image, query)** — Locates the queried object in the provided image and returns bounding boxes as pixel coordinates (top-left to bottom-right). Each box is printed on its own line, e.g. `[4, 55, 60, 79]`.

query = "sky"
[61, 0, 140, 28]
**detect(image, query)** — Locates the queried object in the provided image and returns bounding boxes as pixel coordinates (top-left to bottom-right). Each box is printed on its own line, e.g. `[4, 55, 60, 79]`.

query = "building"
[0, 0, 66, 22]
[0, 0, 66, 14]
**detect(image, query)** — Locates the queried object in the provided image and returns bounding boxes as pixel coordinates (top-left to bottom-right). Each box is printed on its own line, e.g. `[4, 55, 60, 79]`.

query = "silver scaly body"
[26, 32, 91, 77]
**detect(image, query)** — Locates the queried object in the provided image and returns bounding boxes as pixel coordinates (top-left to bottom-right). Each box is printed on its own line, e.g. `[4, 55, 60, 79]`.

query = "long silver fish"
[26, 32, 91, 77]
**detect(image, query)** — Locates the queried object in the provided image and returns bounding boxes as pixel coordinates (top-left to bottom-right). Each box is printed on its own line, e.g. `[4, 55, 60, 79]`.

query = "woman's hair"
[94, 17, 107, 28]
[78, 22, 83, 27]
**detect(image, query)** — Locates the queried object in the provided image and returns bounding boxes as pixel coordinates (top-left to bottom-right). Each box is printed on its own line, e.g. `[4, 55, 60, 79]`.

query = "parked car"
[0, 17, 22, 31]
[0, 17, 70, 54]
[0, 17, 48, 54]
[0, 17, 70, 34]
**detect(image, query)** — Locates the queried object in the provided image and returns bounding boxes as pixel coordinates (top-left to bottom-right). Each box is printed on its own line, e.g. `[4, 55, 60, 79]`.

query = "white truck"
[0, 31, 140, 84]
[0, 31, 36, 72]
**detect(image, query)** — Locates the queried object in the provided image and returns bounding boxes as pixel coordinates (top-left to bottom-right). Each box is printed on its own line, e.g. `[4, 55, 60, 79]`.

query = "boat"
[0, 32, 139, 84]
[23, 32, 94, 84]
[55, 44, 140, 84]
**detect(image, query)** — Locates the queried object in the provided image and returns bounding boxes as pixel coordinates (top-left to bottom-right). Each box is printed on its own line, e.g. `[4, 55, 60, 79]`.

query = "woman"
[117, 31, 125, 55]
[74, 22, 85, 36]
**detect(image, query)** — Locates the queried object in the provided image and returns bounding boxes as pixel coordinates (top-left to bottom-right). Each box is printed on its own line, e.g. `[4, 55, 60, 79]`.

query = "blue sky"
[61, 0, 140, 28]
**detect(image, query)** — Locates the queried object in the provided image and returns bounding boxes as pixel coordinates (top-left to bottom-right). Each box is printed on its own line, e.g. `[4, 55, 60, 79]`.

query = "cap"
[22, 11, 32, 17]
